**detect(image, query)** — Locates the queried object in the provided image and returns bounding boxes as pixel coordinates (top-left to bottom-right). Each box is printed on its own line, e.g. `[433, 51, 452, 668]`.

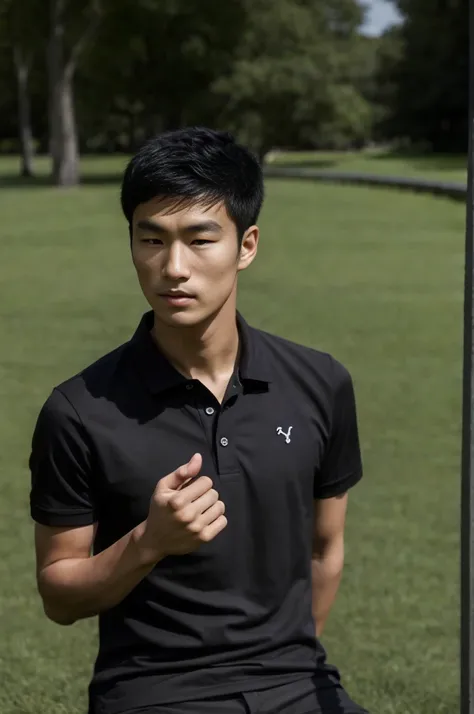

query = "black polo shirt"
[29, 310, 363, 714]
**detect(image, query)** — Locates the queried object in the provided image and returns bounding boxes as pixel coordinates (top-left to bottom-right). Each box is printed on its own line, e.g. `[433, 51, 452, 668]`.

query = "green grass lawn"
[269, 148, 467, 184]
[0, 158, 463, 714]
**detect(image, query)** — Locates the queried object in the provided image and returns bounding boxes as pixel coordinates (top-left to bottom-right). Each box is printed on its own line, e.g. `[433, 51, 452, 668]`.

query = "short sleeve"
[29, 388, 97, 526]
[313, 359, 363, 499]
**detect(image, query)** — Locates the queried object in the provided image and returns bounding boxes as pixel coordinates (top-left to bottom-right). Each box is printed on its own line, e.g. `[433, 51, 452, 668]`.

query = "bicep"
[35, 522, 97, 575]
[312, 493, 348, 557]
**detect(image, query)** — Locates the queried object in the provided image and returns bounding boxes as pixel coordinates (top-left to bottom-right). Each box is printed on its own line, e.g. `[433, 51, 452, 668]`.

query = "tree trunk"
[48, 0, 79, 187]
[54, 70, 79, 186]
[13, 48, 34, 178]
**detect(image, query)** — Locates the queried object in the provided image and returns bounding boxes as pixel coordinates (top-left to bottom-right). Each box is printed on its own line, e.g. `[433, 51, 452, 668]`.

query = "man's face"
[131, 197, 259, 327]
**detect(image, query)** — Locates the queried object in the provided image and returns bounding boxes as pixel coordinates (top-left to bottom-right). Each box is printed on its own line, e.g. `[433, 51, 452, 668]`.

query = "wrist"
[131, 521, 166, 567]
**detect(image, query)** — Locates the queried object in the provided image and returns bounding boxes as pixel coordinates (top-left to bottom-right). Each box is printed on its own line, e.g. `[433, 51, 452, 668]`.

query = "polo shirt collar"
[129, 310, 270, 395]
[236, 312, 270, 384]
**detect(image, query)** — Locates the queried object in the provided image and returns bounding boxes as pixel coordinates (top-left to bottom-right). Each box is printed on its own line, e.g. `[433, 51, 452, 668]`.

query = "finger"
[160, 453, 202, 491]
[175, 489, 219, 523]
[170, 478, 215, 512]
[193, 499, 225, 529]
[199, 515, 228, 543]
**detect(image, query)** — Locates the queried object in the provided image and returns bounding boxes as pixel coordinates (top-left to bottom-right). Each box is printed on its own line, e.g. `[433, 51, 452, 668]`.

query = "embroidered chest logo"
[276, 425, 293, 444]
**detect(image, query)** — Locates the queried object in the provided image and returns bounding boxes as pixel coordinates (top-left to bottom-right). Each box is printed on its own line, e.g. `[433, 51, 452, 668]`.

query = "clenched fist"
[136, 453, 227, 565]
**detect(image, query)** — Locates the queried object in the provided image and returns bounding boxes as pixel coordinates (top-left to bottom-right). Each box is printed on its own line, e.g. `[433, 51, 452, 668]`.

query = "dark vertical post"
[461, 1, 474, 711]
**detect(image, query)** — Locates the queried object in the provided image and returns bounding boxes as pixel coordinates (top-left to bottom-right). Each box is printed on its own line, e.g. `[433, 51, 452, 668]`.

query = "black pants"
[125, 676, 370, 714]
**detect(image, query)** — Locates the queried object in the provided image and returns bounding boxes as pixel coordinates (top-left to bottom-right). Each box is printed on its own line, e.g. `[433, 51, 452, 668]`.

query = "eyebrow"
[136, 219, 222, 235]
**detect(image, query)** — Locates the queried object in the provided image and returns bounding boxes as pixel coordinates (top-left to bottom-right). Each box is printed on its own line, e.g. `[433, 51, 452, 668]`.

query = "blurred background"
[0, 1, 467, 713]
[0, 0, 468, 180]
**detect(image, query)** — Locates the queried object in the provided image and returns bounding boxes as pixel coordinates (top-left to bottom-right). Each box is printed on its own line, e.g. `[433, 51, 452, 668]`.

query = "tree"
[0, 0, 384, 160]
[212, 0, 371, 156]
[78, 0, 247, 151]
[48, 0, 102, 186]
[383, 0, 468, 152]
[12, 46, 34, 176]
[369, 26, 404, 143]
[0, 0, 44, 176]
[75, 0, 371, 157]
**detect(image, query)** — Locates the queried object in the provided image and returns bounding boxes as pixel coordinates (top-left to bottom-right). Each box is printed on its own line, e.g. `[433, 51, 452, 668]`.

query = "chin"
[153, 303, 212, 328]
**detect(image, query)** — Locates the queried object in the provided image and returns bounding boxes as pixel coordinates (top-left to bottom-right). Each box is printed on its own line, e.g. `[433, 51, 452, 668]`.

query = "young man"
[29, 128, 368, 714]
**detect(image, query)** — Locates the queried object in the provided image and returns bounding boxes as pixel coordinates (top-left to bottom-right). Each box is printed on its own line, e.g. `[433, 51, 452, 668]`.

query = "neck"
[151, 299, 240, 383]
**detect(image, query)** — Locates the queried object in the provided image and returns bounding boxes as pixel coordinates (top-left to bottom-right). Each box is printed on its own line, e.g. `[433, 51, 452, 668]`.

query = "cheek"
[201, 245, 239, 278]
[133, 257, 159, 295]
[133, 251, 159, 277]
[203, 261, 239, 296]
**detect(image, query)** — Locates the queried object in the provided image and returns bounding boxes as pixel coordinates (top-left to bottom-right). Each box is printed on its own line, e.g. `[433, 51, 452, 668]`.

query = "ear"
[237, 225, 259, 272]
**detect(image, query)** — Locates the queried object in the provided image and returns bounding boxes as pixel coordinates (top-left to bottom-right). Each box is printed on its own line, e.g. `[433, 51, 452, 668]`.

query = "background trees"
[0, 0, 467, 185]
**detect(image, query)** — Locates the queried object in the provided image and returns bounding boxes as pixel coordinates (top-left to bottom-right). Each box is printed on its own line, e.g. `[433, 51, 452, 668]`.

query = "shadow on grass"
[0, 173, 123, 189]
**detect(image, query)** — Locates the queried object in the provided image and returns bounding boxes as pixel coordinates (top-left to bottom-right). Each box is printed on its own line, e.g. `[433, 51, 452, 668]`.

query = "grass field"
[0, 156, 464, 714]
[269, 148, 467, 184]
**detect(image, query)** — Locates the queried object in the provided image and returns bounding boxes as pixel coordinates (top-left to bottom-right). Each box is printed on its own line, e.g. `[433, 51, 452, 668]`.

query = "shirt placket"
[213, 374, 241, 475]
[193, 374, 241, 476]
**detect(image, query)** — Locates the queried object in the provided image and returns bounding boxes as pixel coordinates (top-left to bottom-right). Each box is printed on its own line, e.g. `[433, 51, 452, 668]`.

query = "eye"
[141, 238, 162, 245]
[192, 239, 212, 246]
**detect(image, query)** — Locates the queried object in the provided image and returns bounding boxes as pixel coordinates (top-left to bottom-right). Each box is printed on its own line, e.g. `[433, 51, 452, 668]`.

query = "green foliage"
[14, 0, 369, 154]
[379, 0, 468, 152]
[0, 0, 467, 157]
[0, 0, 47, 145]
[78, 0, 247, 149]
[212, 0, 370, 153]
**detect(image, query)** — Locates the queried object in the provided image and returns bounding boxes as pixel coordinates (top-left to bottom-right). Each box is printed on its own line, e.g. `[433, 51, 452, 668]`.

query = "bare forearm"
[38, 522, 161, 625]
[311, 546, 344, 637]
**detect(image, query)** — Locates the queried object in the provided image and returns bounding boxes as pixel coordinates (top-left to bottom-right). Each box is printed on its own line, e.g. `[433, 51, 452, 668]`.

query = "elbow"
[312, 537, 345, 574]
[39, 584, 77, 625]
[43, 600, 77, 626]
[312, 555, 344, 580]
[37, 566, 78, 626]
[312, 534, 344, 561]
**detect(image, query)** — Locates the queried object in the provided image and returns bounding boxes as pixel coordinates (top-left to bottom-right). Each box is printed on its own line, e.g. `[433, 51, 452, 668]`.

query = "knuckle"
[209, 489, 219, 502]
[218, 516, 228, 532]
[153, 493, 166, 507]
[218, 500, 225, 514]
[175, 508, 192, 524]
[170, 496, 184, 511]
[199, 529, 212, 543]
[186, 521, 201, 535]
[202, 476, 213, 490]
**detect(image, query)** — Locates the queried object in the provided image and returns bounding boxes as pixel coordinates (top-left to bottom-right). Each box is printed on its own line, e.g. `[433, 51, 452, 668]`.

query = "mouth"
[158, 291, 196, 306]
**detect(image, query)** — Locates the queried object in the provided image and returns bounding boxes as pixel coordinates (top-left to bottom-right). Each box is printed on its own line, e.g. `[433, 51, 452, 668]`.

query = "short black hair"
[121, 127, 264, 241]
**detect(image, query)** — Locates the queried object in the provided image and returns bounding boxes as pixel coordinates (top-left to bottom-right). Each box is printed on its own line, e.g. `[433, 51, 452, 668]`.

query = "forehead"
[133, 196, 232, 228]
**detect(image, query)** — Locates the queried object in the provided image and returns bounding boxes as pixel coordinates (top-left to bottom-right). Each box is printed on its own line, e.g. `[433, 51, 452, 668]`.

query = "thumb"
[161, 453, 202, 491]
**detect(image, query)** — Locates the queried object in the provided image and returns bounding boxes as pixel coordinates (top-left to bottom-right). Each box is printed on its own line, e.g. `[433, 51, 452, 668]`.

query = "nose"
[161, 242, 191, 281]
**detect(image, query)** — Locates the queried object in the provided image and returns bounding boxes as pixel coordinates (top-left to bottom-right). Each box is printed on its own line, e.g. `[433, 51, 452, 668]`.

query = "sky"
[360, 0, 403, 36]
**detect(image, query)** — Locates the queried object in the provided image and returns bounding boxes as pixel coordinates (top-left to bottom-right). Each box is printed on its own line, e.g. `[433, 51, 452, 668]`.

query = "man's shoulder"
[50, 339, 133, 413]
[249, 323, 351, 385]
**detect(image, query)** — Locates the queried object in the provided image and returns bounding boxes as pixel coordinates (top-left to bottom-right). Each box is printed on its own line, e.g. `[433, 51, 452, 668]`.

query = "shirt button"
[205, 407, 215, 415]
[186, 383, 194, 390]
[220, 437, 229, 447]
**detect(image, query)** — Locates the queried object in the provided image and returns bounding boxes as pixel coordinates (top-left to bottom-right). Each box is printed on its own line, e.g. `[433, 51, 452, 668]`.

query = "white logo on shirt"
[276, 426, 293, 444]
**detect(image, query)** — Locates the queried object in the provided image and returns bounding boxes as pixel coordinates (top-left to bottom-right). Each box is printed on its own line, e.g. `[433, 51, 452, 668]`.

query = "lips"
[158, 292, 197, 306]
[161, 292, 194, 298]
